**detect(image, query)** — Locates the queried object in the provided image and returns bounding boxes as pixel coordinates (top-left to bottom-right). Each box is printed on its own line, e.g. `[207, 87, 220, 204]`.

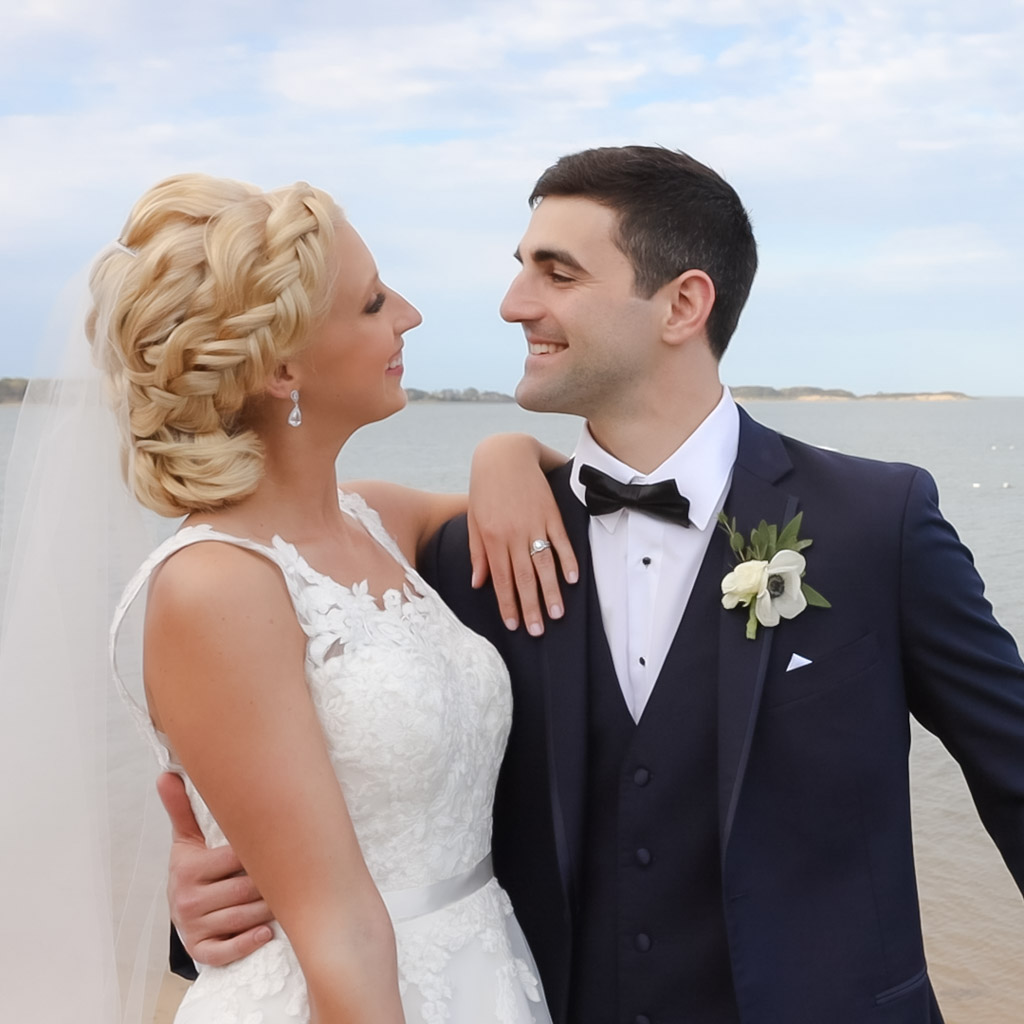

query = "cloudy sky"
[1, 0, 1021, 395]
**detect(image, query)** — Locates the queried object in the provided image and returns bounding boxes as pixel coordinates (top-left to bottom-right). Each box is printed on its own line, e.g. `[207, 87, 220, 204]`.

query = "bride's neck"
[189, 433, 351, 543]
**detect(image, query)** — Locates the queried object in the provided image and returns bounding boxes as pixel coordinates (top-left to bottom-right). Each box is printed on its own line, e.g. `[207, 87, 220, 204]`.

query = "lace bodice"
[111, 490, 546, 1024]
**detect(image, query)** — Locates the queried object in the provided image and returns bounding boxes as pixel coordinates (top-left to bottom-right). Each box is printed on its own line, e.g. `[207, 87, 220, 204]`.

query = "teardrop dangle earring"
[288, 389, 302, 428]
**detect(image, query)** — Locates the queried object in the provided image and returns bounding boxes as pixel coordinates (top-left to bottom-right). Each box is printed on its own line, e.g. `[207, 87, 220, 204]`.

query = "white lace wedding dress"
[111, 490, 550, 1024]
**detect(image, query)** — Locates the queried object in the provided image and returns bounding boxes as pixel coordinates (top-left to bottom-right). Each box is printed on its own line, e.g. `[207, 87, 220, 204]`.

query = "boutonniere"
[718, 511, 831, 639]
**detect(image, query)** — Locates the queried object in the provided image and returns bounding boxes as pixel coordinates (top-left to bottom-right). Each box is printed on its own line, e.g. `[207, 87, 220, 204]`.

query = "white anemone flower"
[754, 550, 807, 626]
[721, 550, 808, 628]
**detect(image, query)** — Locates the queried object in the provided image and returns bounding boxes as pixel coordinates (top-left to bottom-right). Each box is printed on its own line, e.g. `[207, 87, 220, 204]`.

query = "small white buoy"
[991, 444, 998, 450]
[1003, 482, 1012, 489]
[972, 482, 981, 488]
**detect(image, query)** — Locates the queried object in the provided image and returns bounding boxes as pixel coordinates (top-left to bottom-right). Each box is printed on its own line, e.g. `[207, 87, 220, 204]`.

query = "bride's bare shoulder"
[146, 535, 289, 625]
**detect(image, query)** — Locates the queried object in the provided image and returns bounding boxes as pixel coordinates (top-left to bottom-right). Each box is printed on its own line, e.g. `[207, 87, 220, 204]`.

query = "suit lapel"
[716, 410, 797, 853]
[539, 463, 592, 909]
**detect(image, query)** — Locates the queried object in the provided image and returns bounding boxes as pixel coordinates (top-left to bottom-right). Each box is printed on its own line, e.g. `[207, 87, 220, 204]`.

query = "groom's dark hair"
[529, 145, 758, 359]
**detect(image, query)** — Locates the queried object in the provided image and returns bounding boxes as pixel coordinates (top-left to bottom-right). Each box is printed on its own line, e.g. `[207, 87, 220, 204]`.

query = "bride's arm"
[349, 432, 577, 636]
[146, 542, 405, 1023]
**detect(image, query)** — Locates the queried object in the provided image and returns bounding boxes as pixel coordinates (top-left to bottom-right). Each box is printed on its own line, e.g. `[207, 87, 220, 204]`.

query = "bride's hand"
[468, 433, 578, 636]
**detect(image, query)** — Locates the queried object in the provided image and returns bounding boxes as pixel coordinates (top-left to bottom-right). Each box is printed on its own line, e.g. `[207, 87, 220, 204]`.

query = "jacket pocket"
[874, 965, 928, 1006]
[762, 630, 881, 709]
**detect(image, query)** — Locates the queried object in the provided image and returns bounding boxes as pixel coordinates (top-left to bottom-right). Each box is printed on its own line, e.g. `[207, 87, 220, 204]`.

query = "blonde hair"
[87, 173, 340, 517]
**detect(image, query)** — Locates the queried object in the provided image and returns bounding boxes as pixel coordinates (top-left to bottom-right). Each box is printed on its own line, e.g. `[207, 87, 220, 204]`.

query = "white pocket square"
[786, 653, 813, 672]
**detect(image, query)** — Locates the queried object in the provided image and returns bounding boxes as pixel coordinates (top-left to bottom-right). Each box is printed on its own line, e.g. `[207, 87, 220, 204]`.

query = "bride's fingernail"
[550, 604, 563, 619]
[505, 617, 519, 631]
[567, 570, 579, 583]
[528, 621, 543, 636]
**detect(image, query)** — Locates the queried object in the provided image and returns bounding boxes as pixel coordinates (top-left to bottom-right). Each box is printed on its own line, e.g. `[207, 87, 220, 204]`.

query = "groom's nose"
[499, 270, 541, 324]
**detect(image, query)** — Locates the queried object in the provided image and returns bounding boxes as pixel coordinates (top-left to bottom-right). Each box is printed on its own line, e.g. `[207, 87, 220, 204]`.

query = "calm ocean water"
[2, 396, 1022, 1021]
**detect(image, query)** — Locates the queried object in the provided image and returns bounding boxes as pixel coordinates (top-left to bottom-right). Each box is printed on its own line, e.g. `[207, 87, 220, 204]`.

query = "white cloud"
[756, 222, 1020, 293]
[0, 0, 1022, 391]
[864, 224, 1019, 287]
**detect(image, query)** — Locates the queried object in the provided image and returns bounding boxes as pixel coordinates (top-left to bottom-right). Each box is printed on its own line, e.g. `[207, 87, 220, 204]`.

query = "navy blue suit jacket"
[422, 409, 1024, 1023]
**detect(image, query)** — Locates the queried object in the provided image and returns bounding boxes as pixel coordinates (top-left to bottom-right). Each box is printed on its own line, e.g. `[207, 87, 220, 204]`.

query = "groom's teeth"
[387, 356, 403, 369]
[529, 342, 564, 355]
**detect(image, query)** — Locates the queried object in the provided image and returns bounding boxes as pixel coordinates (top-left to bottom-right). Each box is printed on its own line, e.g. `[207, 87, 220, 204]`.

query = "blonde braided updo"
[87, 173, 339, 517]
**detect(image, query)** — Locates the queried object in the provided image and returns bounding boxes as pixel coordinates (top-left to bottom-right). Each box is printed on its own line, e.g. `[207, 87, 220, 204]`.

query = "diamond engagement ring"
[529, 538, 552, 557]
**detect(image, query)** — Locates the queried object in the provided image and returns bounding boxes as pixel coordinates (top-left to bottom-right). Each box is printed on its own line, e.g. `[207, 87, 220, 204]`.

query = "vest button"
[634, 932, 652, 952]
[633, 767, 651, 786]
[635, 847, 652, 866]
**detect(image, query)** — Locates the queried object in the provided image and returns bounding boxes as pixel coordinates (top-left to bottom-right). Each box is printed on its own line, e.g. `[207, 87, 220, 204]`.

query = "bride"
[2, 173, 569, 1022]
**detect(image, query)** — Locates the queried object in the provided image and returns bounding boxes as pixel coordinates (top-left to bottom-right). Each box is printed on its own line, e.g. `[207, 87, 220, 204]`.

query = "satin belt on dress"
[381, 855, 494, 922]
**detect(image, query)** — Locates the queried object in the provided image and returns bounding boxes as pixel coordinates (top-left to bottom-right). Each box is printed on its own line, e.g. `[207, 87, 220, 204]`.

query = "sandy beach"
[155, 973, 190, 1022]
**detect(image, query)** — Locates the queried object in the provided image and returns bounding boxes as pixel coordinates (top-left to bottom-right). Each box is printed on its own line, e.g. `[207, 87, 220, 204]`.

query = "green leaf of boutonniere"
[801, 583, 831, 608]
[718, 511, 831, 639]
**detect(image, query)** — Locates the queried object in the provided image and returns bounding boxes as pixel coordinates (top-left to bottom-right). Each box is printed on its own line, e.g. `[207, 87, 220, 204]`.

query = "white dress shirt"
[569, 389, 740, 722]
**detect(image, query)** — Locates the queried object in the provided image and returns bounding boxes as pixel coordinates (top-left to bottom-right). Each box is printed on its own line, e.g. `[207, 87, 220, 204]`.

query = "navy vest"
[569, 531, 741, 1024]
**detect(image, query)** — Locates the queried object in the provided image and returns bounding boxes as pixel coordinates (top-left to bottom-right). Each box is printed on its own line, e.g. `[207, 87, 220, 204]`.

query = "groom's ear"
[661, 269, 715, 348]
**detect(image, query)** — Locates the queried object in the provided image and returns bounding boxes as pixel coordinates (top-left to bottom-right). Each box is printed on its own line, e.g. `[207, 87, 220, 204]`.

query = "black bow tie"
[579, 464, 691, 527]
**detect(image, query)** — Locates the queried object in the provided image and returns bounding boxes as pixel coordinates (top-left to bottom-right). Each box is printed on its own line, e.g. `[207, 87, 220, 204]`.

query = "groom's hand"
[158, 772, 274, 967]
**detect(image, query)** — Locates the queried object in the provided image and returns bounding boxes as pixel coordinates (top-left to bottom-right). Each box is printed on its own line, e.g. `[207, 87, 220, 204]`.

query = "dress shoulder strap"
[337, 487, 415, 572]
[109, 526, 278, 770]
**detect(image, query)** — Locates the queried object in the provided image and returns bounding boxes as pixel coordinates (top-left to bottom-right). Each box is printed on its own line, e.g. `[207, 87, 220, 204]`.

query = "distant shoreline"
[0, 378, 29, 404]
[731, 386, 972, 402]
[0, 380, 977, 406]
[403, 387, 516, 404]
[0, 381, 523, 406]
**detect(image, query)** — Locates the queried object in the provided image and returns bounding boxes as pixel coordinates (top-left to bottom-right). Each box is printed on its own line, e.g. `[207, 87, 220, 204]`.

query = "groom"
[166, 147, 1024, 1022]
[421, 145, 1024, 1022]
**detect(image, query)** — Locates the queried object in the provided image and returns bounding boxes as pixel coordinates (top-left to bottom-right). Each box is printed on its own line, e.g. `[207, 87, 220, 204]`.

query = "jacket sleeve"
[899, 467, 1024, 890]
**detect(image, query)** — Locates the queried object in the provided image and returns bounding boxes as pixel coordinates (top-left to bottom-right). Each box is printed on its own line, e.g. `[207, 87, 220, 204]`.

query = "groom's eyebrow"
[513, 246, 586, 272]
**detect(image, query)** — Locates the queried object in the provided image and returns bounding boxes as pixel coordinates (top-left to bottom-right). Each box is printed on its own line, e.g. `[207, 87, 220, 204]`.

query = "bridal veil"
[0, 256, 175, 1022]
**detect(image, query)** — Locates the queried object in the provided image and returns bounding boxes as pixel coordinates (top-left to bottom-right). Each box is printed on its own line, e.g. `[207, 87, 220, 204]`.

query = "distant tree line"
[0, 380, 517, 405]
[732, 385, 856, 400]
[0, 380, 968, 405]
[404, 387, 515, 403]
[732, 386, 969, 401]
[0, 378, 28, 403]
